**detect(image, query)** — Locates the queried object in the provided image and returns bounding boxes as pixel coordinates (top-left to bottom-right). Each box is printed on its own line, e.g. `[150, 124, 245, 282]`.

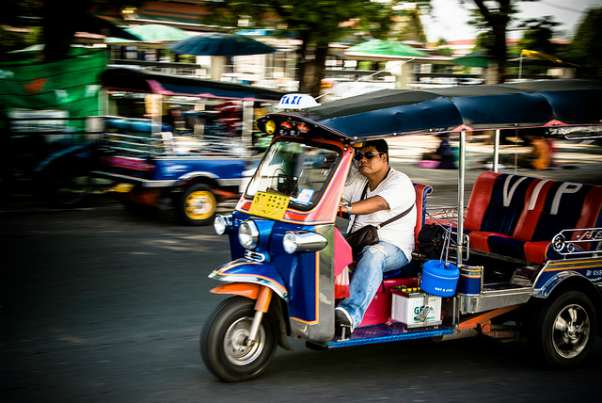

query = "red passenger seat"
[464, 172, 537, 252]
[466, 172, 602, 264]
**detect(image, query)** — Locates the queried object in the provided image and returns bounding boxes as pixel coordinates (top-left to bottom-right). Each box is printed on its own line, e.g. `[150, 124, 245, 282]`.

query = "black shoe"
[335, 307, 353, 339]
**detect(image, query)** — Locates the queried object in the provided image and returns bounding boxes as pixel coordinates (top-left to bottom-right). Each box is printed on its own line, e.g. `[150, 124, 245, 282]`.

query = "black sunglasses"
[354, 151, 382, 161]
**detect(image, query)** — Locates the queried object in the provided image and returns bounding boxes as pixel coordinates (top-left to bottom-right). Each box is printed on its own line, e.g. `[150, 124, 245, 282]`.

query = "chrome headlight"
[213, 214, 231, 236]
[282, 231, 328, 254]
[238, 220, 259, 250]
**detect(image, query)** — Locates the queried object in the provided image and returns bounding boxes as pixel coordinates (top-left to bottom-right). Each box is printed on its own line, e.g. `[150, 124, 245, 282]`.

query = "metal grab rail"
[551, 228, 602, 258]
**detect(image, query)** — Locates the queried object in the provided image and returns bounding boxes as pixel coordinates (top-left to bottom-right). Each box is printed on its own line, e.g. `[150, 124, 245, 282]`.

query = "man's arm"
[348, 195, 389, 215]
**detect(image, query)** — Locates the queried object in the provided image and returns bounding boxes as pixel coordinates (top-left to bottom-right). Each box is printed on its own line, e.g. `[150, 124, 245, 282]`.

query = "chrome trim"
[217, 178, 243, 187]
[244, 250, 267, 263]
[551, 227, 602, 258]
[91, 171, 176, 188]
[179, 171, 219, 180]
[459, 287, 532, 314]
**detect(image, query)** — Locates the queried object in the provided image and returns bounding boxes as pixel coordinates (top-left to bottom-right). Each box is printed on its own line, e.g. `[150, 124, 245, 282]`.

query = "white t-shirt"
[343, 167, 416, 260]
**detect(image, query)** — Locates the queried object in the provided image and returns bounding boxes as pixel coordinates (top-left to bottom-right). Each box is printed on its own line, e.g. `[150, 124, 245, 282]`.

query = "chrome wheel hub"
[223, 317, 265, 366]
[552, 304, 590, 359]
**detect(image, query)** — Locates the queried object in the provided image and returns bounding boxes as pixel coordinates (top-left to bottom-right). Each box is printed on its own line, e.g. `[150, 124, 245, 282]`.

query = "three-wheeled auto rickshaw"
[93, 67, 284, 225]
[201, 80, 602, 381]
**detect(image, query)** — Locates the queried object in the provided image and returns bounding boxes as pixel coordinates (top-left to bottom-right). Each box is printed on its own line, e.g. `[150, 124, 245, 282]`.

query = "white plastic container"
[391, 289, 442, 328]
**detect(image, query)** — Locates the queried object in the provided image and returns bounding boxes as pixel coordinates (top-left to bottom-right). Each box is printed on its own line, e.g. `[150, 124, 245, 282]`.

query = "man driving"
[336, 139, 416, 334]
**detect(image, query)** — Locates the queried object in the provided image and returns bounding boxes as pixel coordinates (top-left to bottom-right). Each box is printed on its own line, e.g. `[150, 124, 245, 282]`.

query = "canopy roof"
[345, 39, 427, 60]
[100, 67, 285, 101]
[169, 33, 276, 56]
[258, 80, 602, 140]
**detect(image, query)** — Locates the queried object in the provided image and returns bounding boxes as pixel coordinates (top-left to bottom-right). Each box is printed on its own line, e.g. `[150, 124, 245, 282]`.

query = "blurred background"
[1, 2, 601, 401]
[1, 0, 601, 211]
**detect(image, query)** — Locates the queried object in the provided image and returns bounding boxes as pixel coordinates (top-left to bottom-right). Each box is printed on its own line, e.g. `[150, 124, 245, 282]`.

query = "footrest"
[325, 323, 454, 349]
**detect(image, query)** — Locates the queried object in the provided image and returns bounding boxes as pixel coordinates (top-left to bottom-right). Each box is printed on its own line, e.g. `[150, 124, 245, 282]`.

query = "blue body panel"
[534, 259, 602, 297]
[220, 210, 322, 323]
[326, 324, 454, 349]
[152, 158, 246, 182]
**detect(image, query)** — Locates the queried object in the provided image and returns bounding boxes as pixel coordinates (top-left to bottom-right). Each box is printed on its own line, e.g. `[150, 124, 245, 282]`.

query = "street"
[2, 191, 601, 403]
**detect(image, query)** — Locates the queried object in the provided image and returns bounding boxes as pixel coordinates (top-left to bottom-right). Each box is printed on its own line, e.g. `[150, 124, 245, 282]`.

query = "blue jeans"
[338, 241, 409, 329]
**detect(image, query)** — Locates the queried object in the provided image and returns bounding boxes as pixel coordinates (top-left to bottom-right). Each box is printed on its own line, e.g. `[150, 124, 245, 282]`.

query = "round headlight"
[282, 232, 299, 254]
[238, 220, 259, 250]
[282, 231, 328, 254]
[213, 214, 228, 235]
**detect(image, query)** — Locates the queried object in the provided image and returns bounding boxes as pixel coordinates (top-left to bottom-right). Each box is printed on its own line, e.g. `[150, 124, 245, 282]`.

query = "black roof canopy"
[260, 80, 602, 140]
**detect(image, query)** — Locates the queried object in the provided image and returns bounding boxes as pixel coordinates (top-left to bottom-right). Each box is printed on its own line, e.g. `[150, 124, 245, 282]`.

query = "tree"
[2, 0, 142, 61]
[395, 8, 428, 44]
[465, 0, 538, 83]
[568, 7, 602, 78]
[435, 38, 453, 56]
[212, 1, 433, 96]
[517, 17, 559, 55]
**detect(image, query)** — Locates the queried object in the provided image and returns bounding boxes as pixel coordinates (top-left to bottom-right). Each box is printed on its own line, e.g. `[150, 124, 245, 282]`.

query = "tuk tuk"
[201, 80, 602, 381]
[92, 67, 284, 225]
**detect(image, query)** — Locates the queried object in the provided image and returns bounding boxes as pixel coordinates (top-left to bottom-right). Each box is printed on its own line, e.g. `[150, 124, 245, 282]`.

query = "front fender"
[209, 258, 288, 301]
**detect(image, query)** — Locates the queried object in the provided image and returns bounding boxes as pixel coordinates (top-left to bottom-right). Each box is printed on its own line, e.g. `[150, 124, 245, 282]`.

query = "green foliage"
[517, 17, 559, 55]
[568, 7, 602, 78]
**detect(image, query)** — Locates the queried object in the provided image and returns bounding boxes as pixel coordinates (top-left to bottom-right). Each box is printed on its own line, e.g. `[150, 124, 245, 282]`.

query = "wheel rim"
[184, 190, 216, 220]
[552, 303, 590, 359]
[223, 317, 265, 366]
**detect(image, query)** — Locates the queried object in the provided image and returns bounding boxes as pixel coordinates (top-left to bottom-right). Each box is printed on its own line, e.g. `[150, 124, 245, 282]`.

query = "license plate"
[112, 183, 134, 193]
[248, 191, 290, 220]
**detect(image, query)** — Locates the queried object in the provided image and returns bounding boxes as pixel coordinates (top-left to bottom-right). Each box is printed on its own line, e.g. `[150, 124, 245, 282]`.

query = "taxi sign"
[248, 191, 290, 220]
[277, 93, 319, 110]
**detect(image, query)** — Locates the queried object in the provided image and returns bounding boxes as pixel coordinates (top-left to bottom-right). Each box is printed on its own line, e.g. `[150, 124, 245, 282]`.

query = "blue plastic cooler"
[420, 260, 460, 297]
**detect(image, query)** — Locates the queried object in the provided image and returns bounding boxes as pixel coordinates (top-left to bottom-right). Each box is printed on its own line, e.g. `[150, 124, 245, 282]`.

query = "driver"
[336, 139, 416, 334]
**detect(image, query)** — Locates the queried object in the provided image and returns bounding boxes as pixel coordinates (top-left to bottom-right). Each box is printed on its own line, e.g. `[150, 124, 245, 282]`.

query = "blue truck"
[92, 67, 283, 225]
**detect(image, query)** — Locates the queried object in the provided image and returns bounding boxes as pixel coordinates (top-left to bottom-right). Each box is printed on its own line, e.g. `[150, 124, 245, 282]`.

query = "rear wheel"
[530, 290, 596, 367]
[201, 297, 277, 382]
[178, 184, 217, 226]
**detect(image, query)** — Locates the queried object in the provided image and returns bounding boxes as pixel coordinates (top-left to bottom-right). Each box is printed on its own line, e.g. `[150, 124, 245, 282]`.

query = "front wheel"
[201, 296, 277, 382]
[530, 290, 597, 367]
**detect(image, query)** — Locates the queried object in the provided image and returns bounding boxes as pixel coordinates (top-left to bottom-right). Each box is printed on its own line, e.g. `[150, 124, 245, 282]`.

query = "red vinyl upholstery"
[466, 172, 601, 264]
[413, 183, 432, 243]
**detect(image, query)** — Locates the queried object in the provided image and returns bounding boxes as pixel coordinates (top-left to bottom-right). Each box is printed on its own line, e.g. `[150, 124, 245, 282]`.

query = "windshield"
[245, 141, 340, 211]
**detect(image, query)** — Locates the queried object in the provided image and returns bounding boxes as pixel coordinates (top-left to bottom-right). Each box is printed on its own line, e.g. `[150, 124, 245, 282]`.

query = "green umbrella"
[107, 24, 191, 43]
[345, 39, 427, 59]
[452, 52, 490, 68]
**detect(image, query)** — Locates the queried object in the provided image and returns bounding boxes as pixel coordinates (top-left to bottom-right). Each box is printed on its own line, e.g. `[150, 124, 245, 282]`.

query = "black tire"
[178, 183, 217, 226]
[530, 290, 597, 368]
[201, 296, 277, 382]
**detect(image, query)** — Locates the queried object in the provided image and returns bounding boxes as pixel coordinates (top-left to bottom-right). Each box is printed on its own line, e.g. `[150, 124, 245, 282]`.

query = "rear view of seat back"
[465, 172, 536, 235]
[531, 182, 599, 241]
[414, 183, 432, 242]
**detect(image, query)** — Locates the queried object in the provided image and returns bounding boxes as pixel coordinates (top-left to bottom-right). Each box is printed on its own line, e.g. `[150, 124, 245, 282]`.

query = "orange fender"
[210, 283, 260, 300]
